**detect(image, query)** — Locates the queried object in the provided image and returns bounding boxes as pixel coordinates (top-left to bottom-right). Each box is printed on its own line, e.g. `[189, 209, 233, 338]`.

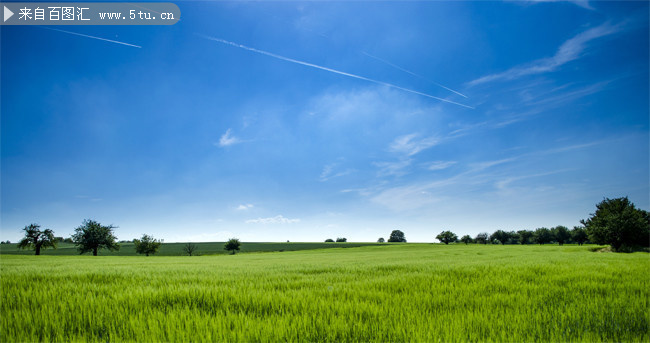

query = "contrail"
[198, 34, 473, 109]
[40, 27, 141, 48]
[362, 51, 467, 98]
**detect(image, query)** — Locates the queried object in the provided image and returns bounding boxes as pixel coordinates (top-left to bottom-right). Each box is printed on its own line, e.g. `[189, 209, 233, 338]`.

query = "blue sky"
[1, 1, 648, 243]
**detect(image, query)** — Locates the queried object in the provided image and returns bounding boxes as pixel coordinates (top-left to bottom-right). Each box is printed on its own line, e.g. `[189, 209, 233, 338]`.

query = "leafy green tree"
[336, 237, 347, 242]
[517, 230, 534, 245]
[581, 197, 650, 251]
[377, 237, 385, 243]
[388, 230, 406, 242]
[436, 231, 458, 244]
[224, 238, 241, 255]
[72, 219, 120, 256]
[325, 238, 334, 242]
[551, 226, 570, 246]
[490, 230, 509, 245]
[17, 224, 56, 255]
[571, 226, 588, 246]
[183, 242, 198, 256]
[460, 235, 473, 245]
[475, 232, 489, 244]
[533, 227, 552, 245]
[134, 234, 163, 256]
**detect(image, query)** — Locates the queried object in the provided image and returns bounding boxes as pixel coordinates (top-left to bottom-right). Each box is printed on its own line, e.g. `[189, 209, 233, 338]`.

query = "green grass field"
[1, 244, 648, 342]
[0, 241, 382, 256]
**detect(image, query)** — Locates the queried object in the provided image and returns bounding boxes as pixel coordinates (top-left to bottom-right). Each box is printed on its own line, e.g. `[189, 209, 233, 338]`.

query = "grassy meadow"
[1, 244, 648, 342]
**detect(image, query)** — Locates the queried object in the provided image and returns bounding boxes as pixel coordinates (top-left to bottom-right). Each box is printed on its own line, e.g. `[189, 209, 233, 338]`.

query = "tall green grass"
[1, 244, 648, 341]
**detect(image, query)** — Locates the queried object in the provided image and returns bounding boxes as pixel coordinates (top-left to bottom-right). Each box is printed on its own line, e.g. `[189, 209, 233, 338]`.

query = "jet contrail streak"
[362, 51, 467, 98]
[41, 27, 141, 48]
[198, 34, 473, 109]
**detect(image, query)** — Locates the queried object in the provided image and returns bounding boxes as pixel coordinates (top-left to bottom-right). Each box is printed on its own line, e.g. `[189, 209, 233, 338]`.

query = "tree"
[571, 226, 588, 246]
[72, 219, 120, 256]
[581, 197, 650, 251]
[17, 224, 56, 255]
[517, 230, 534, 245]
[475, 232, 489, 244]
[325, 238, 334, 242]
[336, 237, 347, 242]
[460, 235, 473, 245]
[505, 231, 519, 244]
[134, 234, 163, 256]
[551, 225, 570, 246]
[183, 243, 198, 256]
[377, 237, 385, 243]
[490, 230, 509, 245]
[388, 230, 406, 242]
[436, 231, 458, 245]
[533, 227, 552, 245]
[224, 238, 241, 255]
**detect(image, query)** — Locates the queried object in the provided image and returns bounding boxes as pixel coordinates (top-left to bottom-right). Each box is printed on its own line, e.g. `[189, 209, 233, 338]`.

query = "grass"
[1, 244, 648, 342]
[0, 241, 382, 256]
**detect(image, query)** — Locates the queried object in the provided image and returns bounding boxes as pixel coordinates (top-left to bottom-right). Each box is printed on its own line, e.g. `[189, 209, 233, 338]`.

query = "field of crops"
[1, 244, 648, 341]
[0, 241, 381, 256]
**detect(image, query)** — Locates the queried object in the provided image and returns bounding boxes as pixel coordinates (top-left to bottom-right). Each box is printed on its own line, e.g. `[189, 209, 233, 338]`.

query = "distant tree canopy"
[571, 226, 588, 246]
[551, 226, 570, 246]
[325, 239, 335, 242]
[18, 224, 56, 255]
[336, 237, 347, 242]
[224, 238, 241, 255]
[436, 231, 458, 245]
[517, 230, 534, 245]
[533, 227, 553, 245]
[460, 235, 473, 245]
[134, 234, 163, 256]
[490, 230, 509, 245]
[388, 230, 406, 243]
[377, 237, 385, 243]
[72, 219, 120, 256]
[581, 197, 649, 251]
[475, 232, 489, 245]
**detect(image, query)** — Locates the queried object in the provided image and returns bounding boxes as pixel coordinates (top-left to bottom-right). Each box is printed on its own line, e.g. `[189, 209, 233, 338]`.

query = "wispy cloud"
[468, 22, 621, 86]
[523, 0, 594, 10]
[426, 161, 457, 171]
[236, 204, 254, 210]
[374, 159, 413, 177]
[362, 51, 467, 98]
[198, 34, 473, 109]
[41, 27, 141, 48]
[217, 128, 241, 147]
[389, 133, 440, 156]
[320, 163, 355, 182]
[245, 215, 300, 224]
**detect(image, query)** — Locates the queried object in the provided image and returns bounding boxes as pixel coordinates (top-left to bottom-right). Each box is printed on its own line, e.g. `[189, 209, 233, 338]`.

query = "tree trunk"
[93, 247, 98, 256]
[35, 246, 41, 255]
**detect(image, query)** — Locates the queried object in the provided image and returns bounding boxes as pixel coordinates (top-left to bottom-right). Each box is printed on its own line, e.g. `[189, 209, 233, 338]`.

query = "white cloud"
[245, 215, 300, 224]
[319, 163, 355, 182]
[525, 0, 593, 10]
[390, 133, 439, 156]
[236, 204, 254, 210]
[374, 159, 412, 177]
[426, 161, 457, 171]
[217, 128, 241, 147]
[468, 22, 621, 86]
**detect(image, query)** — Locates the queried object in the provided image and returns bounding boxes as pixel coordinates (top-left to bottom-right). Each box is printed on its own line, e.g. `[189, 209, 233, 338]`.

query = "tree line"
[12, 219, 242, 256]
[373, 197, 649, 252]
[9, 197, 649, 255]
